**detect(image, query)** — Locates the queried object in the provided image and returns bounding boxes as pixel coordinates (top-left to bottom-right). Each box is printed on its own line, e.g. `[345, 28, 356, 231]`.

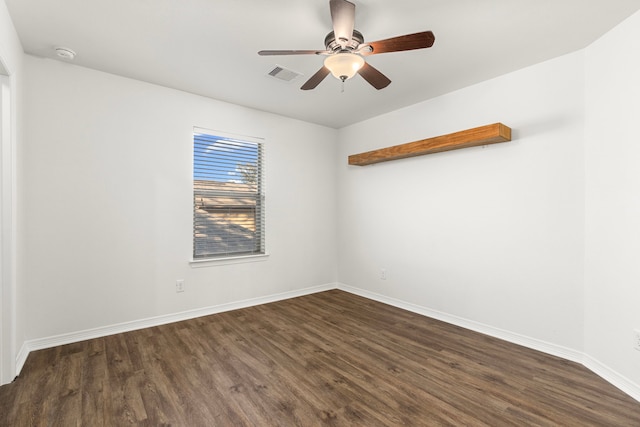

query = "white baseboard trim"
[15, 282, 338, 376]
[15, 343, 29, 380]
[337, 283, 583, 362]
[582, 354, 640, 402]
[14, 281, 640, 403]
[337, 282, 640, 402]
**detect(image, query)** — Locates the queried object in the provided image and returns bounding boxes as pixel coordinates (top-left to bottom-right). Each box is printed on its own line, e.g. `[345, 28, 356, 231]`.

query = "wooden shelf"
[348, 123, 512, 166]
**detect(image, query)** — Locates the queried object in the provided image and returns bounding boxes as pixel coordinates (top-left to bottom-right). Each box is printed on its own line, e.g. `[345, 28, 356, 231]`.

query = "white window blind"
[193, 129, 265, 259]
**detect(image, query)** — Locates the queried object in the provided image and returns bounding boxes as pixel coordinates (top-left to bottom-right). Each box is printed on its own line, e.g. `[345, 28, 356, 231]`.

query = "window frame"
[191, 127, 267, 265]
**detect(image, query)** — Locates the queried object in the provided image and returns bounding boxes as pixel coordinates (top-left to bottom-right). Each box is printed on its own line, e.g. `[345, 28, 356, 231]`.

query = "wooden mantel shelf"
[348, 123, 512, 166]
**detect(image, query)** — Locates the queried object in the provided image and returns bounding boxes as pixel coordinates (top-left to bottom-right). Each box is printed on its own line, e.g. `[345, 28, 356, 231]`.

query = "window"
[193, 128, 265, 259]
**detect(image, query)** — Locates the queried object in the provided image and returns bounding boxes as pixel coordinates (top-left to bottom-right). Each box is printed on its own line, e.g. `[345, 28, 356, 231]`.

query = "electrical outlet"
[176, 279, 185, 293]
[380, 268, 387, 280]
[634, 329, 640, 351]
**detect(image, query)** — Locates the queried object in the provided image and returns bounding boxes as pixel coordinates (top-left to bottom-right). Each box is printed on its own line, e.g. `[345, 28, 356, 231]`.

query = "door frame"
[0, 58, 17, 385]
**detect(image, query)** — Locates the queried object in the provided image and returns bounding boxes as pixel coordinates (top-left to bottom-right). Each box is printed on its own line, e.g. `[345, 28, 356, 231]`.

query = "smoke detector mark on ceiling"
[55, 47, 76, 60]
[267, 65, 302, 83]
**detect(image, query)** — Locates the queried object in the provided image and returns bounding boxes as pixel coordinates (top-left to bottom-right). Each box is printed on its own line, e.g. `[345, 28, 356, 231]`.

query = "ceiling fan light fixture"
[324, 53, 364, 81]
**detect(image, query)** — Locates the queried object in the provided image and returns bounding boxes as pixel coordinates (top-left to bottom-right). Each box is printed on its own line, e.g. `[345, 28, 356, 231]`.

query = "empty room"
[1, 0, 640, 425]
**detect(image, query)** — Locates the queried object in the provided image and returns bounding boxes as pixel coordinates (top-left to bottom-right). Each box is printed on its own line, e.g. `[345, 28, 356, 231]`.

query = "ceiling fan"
[258, 0, 435, 90]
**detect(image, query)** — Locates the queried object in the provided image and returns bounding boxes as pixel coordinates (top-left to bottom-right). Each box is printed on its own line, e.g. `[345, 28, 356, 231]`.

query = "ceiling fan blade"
[258, 50, 328, 56]
[362, 31, 435, 55]
[330, 0, 355, 48]
[301, 66, 331, 90]
[357, 62, 391, 90]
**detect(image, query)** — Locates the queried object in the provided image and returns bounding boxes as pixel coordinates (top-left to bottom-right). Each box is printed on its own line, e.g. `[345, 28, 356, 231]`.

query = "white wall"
[0, 0, 23, 385]
[22, 55, 337, 340]
[337, 52, 586, 351]
[584, 10, 640, 389]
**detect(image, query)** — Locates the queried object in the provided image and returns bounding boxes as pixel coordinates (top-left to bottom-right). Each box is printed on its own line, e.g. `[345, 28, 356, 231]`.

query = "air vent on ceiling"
[267, 65, 303, 83]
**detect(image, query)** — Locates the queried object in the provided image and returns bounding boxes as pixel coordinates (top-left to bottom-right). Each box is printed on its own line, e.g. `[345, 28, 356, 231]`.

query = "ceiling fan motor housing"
[324, 29, 364, 52]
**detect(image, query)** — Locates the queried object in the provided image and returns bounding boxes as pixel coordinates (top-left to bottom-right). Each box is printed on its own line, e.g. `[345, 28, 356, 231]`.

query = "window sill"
[189, 253, 270, 268]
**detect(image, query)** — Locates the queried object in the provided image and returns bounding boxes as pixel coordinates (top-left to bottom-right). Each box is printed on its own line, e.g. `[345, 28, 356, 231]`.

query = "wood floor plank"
[80, 338, 107, 427]
[280, 296, 516, 421]
[264, 301, 490, 426]
[102, 334, 148, 425]
[2, 289, 639, 426]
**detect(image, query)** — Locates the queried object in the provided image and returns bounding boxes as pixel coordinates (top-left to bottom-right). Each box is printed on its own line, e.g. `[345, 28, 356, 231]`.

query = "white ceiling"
[6, 0, 640, 128]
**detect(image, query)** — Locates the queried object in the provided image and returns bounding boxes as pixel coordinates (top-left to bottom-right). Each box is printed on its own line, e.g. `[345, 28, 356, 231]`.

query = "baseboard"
[337, 283, 583, 362]
[14, 281, 640, 402]
[337, 283, 640, 402]
[15, 282, 338, 376]
[15, 342, 29, 380]
[582, 354, 640, 402]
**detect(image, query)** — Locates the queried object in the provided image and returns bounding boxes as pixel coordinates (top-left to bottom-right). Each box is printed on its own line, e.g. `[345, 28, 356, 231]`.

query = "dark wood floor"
[1, 290, 639, 426]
